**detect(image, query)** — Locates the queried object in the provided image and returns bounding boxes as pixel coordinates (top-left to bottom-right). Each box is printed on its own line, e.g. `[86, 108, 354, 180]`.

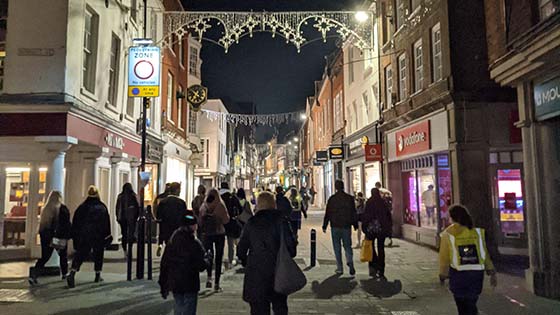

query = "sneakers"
[214, 285, 223, 293]
[156, 245, 163, 257]
[206, 278, 213, 289]
[67, 271, 76, 288]
[94, 272, 104, 283]
[334, 269, 343, 275]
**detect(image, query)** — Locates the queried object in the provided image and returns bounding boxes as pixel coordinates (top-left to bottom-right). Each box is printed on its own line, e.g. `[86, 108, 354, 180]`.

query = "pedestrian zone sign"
[128, 46, 160, 97]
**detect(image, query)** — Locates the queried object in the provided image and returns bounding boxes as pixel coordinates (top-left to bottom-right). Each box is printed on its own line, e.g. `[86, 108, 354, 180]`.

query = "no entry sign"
[128, 46, 160, 97]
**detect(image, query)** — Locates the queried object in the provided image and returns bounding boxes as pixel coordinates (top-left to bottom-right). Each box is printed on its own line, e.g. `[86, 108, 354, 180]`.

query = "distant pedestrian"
[287, 187, 306, 240]
[236, 188, 254, 225]
[375, 182, 393, 246]
[322, 180, 358, 275]
[362, 188, 392, 281]
[354, 192, 366, 248]
[156, 182, 187, 257]
[299, 187, 310, 213]
[237, 191, 297, 315]
[275, 186, 292, 219]
[30, 191, 71, 285]
[439, 204, 497, 315]
[67, 186, 112, 288]
[422, 184, 437, 225]
[159, 213, 212, 315]
[199, 188, 230, 292]
[116, 183, 140, 258]
[191, 185, 206, 219]
[309, 186, 316, 205]
[220, 182, 242, 269]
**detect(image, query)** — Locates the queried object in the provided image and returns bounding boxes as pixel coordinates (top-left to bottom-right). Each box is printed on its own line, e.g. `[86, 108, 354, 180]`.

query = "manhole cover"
[0, 289, 34, 303]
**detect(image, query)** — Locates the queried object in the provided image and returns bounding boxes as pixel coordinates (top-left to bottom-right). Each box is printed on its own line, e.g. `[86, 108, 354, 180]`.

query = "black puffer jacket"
[276, 193, 292, 219]
[323, 191, 358, 230]
[237, 209, 297, 303]
[157, 195, 187, 243]
[362, 197, 392, 237]
[159, 227, 209, 295]
[71, 197, 111, 250]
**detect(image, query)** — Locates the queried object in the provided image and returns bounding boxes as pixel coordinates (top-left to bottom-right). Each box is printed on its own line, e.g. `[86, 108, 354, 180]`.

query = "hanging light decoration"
[201, 109, 305, 126]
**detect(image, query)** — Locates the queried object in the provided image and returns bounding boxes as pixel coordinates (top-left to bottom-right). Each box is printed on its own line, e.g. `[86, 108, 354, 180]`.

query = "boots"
[28, 267, 38, 286]
[94, 272, 104, 283]
[67, 270, 76, 288]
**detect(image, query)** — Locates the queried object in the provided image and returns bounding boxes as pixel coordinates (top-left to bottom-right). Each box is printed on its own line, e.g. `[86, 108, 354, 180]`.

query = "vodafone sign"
[395, 120, 431, 157]
[365, 144, 382, 162]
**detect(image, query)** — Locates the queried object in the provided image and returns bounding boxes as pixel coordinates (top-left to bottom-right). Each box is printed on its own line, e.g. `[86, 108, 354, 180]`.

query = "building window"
[334, 91, 343, 131]
[398, 53, 408, 101]
[413, 39, 423, 93]
[189, 47, 198, 76]
[395, 0, 405, 30]
[348, 46, 354, 84]
[178, 85, 184, 130]
[126, 97, 135, 117]
[83, 7, 98, 93]
[381, 2, 389, 44]
[201, 138, 209, 168]
[385, 65, 393, 108]
[539, 0, 559, 20]
[108, 34, 120, 107]
[362, 91, 370, 118]
[431, 23, 442, 82]
[178, 37, 184, 67]
[166, 72, 173, 123]
[352, 100, 358, 130]
[188, 110, 197, 134]
[130, 0, 137, 23]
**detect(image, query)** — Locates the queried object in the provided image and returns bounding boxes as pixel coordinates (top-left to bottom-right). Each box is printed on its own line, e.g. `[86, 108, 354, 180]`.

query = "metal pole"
[126, 240, 132, 281]
[310, 228, 316, 267]
[147, 205, 153, 280]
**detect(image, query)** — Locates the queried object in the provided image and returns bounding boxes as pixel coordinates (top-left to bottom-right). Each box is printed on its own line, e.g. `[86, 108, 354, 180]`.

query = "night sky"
[181, 0, 365, 142]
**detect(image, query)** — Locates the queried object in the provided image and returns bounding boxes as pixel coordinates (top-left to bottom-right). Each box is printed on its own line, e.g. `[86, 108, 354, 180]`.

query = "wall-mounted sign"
[17, 48, 54, 56]
[128, 45, 161, 97]
[104, 133, 125, 150]
[534, 76, 560, 121]
[328, 146, 344, 160]
[395, 120, 431, 157]
[187, 84, 208, 111]
[316, 151, 328, 162]
[365, 144, 383, 162]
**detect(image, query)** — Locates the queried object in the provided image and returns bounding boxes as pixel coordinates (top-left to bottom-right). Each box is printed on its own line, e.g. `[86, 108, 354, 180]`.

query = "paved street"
[1, 210, 559, 315]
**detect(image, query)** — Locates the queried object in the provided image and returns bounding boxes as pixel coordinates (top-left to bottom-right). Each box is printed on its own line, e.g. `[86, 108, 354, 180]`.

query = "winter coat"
[362, 197, 392, 237]
[237, 209, 297, 303]
[237, 199, 254, 224]
[116, 192, 139, 225]
[276, 193, 292, 219]
[323, 191, 359, 230]
[199, 199, 229, 236]
[157, 195, 188, 243]
[54, 204, 72, 240]
[191, 194, 205, 218]
[159, 227, 209, 295]
[71, 197, 111, 250]
[221, 191, 242, 219]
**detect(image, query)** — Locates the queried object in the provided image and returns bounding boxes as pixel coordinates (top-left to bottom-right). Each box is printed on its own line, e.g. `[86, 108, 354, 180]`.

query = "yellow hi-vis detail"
[443, 228, 487, 271]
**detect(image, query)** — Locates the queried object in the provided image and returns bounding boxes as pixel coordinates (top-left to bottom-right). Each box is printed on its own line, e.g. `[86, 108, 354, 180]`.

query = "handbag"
[360, 239, 373, 262]
[224, 218, 243, 238]
[274, 226, 307, 295]
[366, 219, 383, 237]
[50, 237, 67, 250]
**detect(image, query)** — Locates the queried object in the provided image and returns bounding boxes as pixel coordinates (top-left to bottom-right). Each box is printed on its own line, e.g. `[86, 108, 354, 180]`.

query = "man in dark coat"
[322, 180, 359, 276]
[219, 182, 242, 267]
[115, 183, 139, 256]
[237, 192, 297, 315]
[157, 183, 187, 252]
[67, 185, 111, 288]
[275, 186, 292, 219]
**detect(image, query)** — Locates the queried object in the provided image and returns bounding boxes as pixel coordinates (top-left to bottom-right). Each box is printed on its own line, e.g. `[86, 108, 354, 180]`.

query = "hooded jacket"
[199, 194, 229, 236]
[71, 197, 111, 250]
[157, 195, 188, 243]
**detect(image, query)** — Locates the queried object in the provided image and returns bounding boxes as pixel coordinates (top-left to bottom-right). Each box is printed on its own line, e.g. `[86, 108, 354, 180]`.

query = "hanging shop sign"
[328, 146, 344, 160]
[395, 120, 431, 157]
[365, 144, 383, 162]
[316, 151, 328, 162]
[534, 76, 560, 121]
[128, 45, 161, 97]
[187, 84, 208, 111]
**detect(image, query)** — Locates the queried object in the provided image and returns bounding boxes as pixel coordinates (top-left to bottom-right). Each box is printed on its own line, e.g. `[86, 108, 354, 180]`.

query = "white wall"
[197, 99, 228, 175]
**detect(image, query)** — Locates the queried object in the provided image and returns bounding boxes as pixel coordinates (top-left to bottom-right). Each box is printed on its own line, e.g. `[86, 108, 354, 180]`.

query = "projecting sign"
[128, 46, 160, 97]
[328, 146, 344, 160]
[365, 144, 383, 162]
[316, 151, 328, 162]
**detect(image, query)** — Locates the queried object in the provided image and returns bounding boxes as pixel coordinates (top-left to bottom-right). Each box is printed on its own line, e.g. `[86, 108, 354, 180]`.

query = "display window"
[144, 164, 159, 206]
[418, 169, 437, 230]
[496, 169, 524, 234]
[348, 166, 362, 196]
[437, 155, 452, 228]
[364, 163, 381, 198]
[402, 171, 418, 225]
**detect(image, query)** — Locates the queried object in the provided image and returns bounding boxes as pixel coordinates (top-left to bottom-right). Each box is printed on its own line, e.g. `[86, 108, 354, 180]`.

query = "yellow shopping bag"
[360, 239, 373, 262]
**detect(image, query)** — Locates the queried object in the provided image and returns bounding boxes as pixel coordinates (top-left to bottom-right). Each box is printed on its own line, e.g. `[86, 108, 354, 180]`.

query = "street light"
[300, 113, 307, 120]
[294, 137, 299, 142]
[355, 11, 369, 23]
[288, 141, 292, 145]
[294, 145, 298, 149]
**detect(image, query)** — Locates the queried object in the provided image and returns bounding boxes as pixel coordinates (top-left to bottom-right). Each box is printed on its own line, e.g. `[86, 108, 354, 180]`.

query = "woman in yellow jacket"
[439, 204, 497, 315]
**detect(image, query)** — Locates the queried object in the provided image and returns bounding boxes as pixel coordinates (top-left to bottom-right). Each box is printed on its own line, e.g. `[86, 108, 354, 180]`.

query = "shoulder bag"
[274, 225, 307, 295]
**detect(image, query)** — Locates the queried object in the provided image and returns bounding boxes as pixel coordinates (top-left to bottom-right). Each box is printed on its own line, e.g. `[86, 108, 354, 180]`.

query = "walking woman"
[115, 183, 139, 257]
[439, 204, 497, 315]
[236, 188, 254, 225]
[29, 191, 71, 285]
[354, 192, 366, 248]
[199, 188, 229, 292]
[287, 187, 305, 240]
[362, 188, 392, 281]
[67, 186, 112, 288]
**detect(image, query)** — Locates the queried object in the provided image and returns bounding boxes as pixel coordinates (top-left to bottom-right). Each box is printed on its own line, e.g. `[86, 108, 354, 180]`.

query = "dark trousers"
[289, 220, 300, 239]
[71, 243, 105, 272]
[249, 294, 288, 315]
[203, 234, 225, 285]
[35, 232, 68, 276]
[368, 235, 386, 276]
[454, 295, 479, 315]
[119, 222, 128, 251]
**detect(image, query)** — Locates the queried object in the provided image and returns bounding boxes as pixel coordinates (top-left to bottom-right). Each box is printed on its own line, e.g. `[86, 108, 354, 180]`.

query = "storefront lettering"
[398, 131, 427, 152]
[395, 120, 431, 157]
[104, 133, 125, 150]
[534, 76, 560, 121]
[535, 86, 559, 107]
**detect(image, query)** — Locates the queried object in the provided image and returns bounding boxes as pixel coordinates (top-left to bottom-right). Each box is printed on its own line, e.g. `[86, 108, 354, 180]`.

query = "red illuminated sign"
[365, 144, 383, 162]
[395, 120, 431, 157]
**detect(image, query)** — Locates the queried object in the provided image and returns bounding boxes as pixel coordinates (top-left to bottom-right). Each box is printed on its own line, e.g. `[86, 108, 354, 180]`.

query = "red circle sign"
[134, 60, 155, 80]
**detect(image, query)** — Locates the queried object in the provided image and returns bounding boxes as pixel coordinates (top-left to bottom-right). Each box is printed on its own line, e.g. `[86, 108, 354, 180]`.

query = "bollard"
[136, 212, 145, 280]
[310, 228, 316, 267]
[126, 238, 133, 281]
[146, 205, 153, 280]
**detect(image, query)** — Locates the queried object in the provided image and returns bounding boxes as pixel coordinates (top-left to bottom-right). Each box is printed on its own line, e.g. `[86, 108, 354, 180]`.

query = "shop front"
[344, 126, 382, 198]
[162, 139, 189, 200]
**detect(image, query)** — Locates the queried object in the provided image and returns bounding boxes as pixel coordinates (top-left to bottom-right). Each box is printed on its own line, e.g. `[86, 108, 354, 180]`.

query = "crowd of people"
[28, 178, 497, 315]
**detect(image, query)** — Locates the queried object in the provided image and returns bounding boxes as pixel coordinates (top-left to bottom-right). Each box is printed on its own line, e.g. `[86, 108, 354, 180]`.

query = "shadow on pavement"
[311, 274, 357, 299]
[359, 278, 402, 298]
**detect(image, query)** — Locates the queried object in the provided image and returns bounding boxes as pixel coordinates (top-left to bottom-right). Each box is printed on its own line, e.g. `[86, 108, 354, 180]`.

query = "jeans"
[71, 243, 105, 272]
[330, 227, 353, 271]
[35, 231, 68, 276]
[226, 236, 237, 264]
[203, 234, 225, 286]
[173, 292, 198, 315]
[249, 294, 288, 315]
[368, 235, 386, 276]
[454, 295, 479, 315]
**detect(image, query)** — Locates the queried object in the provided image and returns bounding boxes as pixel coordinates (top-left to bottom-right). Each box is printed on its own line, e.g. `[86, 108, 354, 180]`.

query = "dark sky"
[181, 0, 365, 141]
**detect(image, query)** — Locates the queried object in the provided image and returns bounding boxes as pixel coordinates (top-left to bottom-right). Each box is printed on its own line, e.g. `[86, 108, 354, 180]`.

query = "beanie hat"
[87, 185, 100, 198]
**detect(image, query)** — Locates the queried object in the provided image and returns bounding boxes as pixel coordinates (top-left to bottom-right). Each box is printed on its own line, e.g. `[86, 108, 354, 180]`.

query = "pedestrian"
[67, 185, 112, 288]
[191, 184, 206, 219]
[299, 187, 310, 213]
[275, 186, 292, 220]
[237, 191, 297, 315]
[199, 188, 230, 292]
[159, 212, 212, 315]
[287, 187, 306, 240]
[309, 186, 316, 206]
[362, 188, 392, 281]
[156, 182, 187, 257]
[322, 180, 358, 275]
[439, 204, 497, 315]
[354, 192, 366, 248]
[236, 188, 254, 225]
[154, 182, 171, 256]
[375, 182, 393, 246]
[219, 182, 242, 269]
[29, 191, 71, 285]
[115, 183, 140, 258]
[422, 184, 437, 226]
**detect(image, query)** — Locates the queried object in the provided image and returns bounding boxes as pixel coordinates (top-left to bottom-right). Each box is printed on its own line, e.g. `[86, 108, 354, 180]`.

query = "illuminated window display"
[497, 169, 524, 234]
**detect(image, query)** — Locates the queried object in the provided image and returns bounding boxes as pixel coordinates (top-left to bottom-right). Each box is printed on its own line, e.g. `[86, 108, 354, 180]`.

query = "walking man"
[322, 180, 359, 275]
[156, 183, 187, 256]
